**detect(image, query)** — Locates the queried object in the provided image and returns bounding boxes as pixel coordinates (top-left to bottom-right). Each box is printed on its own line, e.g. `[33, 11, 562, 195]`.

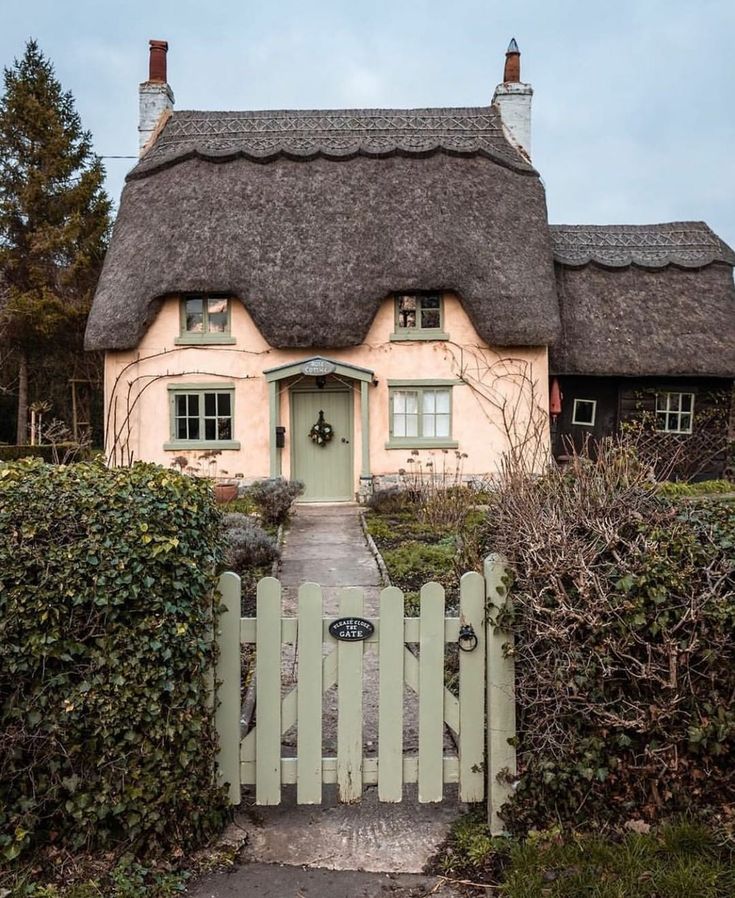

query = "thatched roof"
[85, 106, 559, 351]
[550, 223, 735, 377]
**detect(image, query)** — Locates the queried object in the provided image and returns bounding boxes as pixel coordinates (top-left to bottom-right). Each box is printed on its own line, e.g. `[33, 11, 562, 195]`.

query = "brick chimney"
[492, 38, 533, 161]
[138, 40, 174, 156]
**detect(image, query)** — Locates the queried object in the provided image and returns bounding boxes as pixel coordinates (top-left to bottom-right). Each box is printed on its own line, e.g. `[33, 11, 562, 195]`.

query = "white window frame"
[655, 392, 695, 434]
[571, 398, 597, 427]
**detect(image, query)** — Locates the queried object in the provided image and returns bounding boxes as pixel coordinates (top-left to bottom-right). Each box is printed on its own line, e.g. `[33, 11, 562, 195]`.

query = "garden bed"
[363, 501, 485, 613]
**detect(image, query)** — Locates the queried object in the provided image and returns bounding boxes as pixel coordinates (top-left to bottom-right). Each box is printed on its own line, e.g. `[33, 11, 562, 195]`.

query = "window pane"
[669, 393, 680, 411]
[208, 298, 228, 333]
[188, 418, 199, 440]
[423, 391, 436, 414]
[419, 296, 440, 329]
[394, 415, 406, 437]
[394, 392, 405, 414]
[185, 298, 204, 332]
[405, 392, 418, 414]
[218, 393, 231, 416]
[175, 394, 187, 416]
[656, 412, 667, 431]
[204, 393, 216, 416]
[435, 414, 450, 437]
[397, 296, 417, 328]
[218, 417, 232, 440]
[405, 414, 418, 437]
[424, 415, 435, 437]
[681, 394, 693, 412]
[205, 418, 216, 440]
[435, 390, 450, 413]
[187, 395, 199, 416]
[679, 414, 691, 432]
[177, 418, 188, 440]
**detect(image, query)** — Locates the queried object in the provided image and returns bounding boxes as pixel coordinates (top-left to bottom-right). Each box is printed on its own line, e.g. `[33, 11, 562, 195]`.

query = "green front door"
[291, 390, 353, 501]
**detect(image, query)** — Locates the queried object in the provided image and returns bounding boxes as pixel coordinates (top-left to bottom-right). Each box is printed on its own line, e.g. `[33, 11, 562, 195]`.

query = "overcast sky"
[3, 0, 734, 248]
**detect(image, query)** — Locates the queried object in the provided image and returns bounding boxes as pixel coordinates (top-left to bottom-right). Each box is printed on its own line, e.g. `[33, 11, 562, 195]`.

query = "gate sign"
[302, 358, 337, 377]
[328, 616, 374, 642]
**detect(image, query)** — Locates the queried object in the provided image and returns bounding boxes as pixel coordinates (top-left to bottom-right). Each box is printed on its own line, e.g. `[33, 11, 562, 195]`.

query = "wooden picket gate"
[214, 555, 516, 832]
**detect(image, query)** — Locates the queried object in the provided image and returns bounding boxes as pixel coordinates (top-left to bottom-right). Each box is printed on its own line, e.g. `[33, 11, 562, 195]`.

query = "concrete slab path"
[188, 863, 464, 898]
[225, 503, 465, 886]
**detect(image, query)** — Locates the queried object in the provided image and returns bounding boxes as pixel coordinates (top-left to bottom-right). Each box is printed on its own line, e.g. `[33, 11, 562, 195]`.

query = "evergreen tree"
[0, 40, 111, 443]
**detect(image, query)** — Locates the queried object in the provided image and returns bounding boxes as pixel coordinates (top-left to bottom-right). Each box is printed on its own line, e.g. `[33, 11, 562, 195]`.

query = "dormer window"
[176, 295, 236, 344]
[391, 294, 449, 342]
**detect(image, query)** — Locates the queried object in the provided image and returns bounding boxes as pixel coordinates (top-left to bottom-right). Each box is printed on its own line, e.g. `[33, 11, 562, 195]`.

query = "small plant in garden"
[222, 513, 280, 573]
[366, 485, 411, 515]
[247, 477, 304, 526]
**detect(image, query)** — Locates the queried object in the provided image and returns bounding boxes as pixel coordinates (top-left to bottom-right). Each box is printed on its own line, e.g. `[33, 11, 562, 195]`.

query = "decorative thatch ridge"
[131, 107, 535, 177]
[551, 222, 735, 269]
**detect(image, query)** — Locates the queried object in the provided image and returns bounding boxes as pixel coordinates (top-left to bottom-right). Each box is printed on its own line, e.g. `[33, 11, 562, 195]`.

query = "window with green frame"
[391, 294, 448, 341]
[165, 386, 240, 449]
[387, 383, 458, 447]
[176, 295, 236, 344]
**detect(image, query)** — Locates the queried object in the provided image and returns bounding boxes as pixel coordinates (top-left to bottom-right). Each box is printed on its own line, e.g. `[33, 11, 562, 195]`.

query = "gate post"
[484, 554, 516, 835]
[215, 571, 242, 805]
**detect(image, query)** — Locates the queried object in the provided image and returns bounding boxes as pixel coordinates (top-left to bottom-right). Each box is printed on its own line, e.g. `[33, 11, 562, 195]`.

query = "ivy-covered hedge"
[484, 445, 735, 833]
[0, 459, 228, 864]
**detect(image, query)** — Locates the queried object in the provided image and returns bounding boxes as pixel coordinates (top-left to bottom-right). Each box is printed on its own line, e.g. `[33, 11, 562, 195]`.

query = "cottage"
[550, 224, 735, 479]
[85, 40, 735, 497]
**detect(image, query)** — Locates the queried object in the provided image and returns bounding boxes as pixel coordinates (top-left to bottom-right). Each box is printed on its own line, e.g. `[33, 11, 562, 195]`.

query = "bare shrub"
[486, 434, 735, 831]
[399, 450, 475, 530]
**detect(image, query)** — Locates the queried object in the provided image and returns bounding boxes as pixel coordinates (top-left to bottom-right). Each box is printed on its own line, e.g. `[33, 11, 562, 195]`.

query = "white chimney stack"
[139, 40, 174, 156]
[492, 38, 533, 161]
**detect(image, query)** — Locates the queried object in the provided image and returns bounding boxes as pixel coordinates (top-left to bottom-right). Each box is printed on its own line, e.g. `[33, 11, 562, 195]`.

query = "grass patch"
[219, 495, 257, 514]
[432, 815, 735, 897]
[656, 479, 735, 498]
[380, 539, 456, 593]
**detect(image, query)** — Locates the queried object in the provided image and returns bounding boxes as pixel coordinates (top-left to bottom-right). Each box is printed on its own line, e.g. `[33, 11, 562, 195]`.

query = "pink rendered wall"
[104, 293, 550, 487]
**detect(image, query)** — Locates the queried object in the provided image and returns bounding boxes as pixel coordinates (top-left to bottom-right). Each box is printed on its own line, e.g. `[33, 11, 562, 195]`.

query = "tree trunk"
[16, 351, 28, 445]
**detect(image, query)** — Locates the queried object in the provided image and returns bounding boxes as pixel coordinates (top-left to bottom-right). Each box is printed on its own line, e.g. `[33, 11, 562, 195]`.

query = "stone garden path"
[234, 503, 464, 877]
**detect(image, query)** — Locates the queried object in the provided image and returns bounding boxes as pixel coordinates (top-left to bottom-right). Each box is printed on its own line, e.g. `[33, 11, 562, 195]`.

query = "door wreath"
[309, 410, 334, 447]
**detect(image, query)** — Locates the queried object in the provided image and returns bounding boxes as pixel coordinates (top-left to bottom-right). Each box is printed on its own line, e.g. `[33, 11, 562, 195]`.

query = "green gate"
[214, 556, 516, 834]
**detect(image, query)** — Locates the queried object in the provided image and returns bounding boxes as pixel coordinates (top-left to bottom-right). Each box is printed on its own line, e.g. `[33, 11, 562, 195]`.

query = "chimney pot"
[503, 37, 521, 83]
[148, 39, 169, 83]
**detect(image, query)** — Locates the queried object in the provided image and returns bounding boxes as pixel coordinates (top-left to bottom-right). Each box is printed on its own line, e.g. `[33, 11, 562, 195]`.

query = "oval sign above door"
[328, 617, 375, 641]
[302, 358, 337, 377]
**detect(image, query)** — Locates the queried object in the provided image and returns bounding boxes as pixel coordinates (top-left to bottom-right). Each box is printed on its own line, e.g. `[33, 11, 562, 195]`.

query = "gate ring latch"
[458, 623, 478, 652]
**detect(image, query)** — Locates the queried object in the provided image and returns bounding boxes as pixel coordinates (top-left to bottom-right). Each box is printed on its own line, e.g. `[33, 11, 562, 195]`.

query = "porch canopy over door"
[264, 356, 374, 486]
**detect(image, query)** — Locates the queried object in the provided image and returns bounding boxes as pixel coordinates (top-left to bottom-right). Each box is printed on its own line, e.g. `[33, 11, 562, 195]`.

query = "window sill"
[385, 439, 459, 450]
[174, 334, 237, 345]
[389, 330, 450, 342]
[164, 440, 241, 451]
